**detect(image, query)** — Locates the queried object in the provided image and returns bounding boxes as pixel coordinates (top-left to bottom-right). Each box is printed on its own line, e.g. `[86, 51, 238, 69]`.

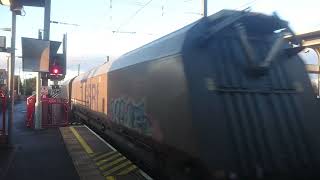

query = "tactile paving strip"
[60, 127, 103, 180]
[60, 126, 151, 180]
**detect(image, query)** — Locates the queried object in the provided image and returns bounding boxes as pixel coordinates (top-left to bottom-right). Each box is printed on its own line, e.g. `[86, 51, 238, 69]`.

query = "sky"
[0, 0, 320, 81]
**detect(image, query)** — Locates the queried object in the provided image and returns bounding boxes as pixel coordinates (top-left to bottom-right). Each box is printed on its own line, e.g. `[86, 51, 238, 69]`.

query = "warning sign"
[41, 86, 48, 95]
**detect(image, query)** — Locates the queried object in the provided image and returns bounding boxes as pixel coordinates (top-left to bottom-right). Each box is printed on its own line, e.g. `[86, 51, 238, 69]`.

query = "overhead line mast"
[202, 0, 207, 17]
[50, 21, 80, 27]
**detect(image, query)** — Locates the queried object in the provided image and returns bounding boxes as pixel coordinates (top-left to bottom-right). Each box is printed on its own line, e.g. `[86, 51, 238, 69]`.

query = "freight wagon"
[61, 10, 320, 179]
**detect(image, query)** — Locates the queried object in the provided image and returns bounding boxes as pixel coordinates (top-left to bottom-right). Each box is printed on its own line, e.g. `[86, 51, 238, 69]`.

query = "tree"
[14, 76, 23, 95]
[23, 77, 36, 96]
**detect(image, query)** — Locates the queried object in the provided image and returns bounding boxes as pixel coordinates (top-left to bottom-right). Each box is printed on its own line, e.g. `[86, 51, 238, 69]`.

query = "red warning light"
[53, 68, 59, 74]
[50, 65, 60, 75]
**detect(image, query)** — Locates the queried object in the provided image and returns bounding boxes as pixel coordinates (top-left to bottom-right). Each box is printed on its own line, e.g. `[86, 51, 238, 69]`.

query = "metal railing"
[26, 96, 69, 128]
[0, 90, 7, 143]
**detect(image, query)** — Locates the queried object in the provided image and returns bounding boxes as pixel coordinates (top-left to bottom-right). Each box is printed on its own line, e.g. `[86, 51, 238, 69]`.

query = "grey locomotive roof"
[108, 9, 253, 72]
[109, 21, 197, 72]
[80, 9, 284, 76]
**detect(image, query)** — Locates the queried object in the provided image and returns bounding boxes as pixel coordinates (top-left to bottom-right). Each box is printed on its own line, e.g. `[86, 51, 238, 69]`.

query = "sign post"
[202, 0, 207, 17]
[35, 0, 51, 129]
[8, 11, 16, 143]
[21, 37, 50, 129]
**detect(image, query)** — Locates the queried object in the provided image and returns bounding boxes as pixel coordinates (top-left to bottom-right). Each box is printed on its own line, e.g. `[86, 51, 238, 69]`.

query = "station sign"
[21, 37, 50, 72]
[41, 86, 48, 95]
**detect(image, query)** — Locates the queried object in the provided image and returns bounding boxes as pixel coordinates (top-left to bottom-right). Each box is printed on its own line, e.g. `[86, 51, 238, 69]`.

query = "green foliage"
[14, 77, 23, 94]
[23, 77, 36, 96]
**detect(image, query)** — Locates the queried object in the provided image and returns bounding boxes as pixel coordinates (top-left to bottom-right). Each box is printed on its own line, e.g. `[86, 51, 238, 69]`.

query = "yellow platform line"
[96, 153, 121, 166]
[90, 151, 106, 158]
[69, 127, 94, 154]
[117, 165, 138, 175]
[103, 161, 132, 176]
[99, 156, 126, 171]
[106, 176, 116, 180]
[93, 151, 118, 161]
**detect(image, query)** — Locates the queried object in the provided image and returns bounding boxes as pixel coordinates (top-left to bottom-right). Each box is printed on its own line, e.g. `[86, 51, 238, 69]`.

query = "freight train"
[61, 10, 320, 179]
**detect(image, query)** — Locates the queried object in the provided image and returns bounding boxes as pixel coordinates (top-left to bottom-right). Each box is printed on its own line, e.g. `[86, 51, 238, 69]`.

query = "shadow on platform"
[0, 101, 79, 180]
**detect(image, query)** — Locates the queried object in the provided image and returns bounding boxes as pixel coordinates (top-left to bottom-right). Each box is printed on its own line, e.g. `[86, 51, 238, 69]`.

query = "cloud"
[64, 29, 161, 76]
[67, 30, 157, 58]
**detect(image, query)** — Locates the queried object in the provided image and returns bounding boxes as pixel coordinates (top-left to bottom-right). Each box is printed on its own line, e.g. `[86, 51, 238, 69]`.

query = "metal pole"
[8, 11, 16, 143]
[63, 33, 67, 77]
[316, 48, 320, 98]
[6, 56, 9, 87]
[23, 73, 26, 95]
[18, 66, 20, 95]
[35, 76, 41, 129]
[35, 0, 51, 129]
[17, 76, 19, 96]
[77, 64, 80, 76]
[202, 0, 207, 17]
[43, 0, 51, 41]
[34, 33, 42, 129]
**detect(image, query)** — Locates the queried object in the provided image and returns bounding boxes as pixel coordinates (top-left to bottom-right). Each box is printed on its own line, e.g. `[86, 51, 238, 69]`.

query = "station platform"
[0, 102, 152, 180]
[60, 126, 152, 180]
[0, 102, 79, 180]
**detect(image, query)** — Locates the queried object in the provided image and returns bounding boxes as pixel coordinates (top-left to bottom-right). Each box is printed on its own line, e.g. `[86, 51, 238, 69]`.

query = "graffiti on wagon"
[110, 97, 151, 135]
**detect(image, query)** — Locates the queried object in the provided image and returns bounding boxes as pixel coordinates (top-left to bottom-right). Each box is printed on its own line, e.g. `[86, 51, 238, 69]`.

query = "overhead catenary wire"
[234, 0, 260, 10]
[109, 0, 113, 21]
[161, 0, 167, 16]
[108, 0, 262, 35]
[114, 0, 153, 34]
[50, 20, 80, 27]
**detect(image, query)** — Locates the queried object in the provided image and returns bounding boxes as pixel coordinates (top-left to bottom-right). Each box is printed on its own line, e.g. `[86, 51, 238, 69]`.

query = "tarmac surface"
[0, 101, 79, 180]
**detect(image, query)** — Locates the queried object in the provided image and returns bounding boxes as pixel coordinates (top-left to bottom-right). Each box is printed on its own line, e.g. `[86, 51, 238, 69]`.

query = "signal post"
[35, 0, 51, 129]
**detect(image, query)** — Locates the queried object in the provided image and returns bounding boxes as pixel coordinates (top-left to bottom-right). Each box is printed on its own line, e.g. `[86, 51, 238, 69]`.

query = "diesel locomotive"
[61, 10, 320, 179]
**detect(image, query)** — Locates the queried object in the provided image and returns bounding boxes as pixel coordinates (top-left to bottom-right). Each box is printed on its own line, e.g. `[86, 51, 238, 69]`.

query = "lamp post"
[0, 0, 23, 144]
[8, 10, 16, 144]
[35, 0, 51, 129]
[202, 0, 207, 17]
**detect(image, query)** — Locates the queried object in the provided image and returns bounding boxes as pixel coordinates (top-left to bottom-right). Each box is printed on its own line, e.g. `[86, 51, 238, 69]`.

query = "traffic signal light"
[48, 54, 65, 80]
[50, 63, 61, 75]
[40, 34, 67, 82]
[53, 67, 59, 74]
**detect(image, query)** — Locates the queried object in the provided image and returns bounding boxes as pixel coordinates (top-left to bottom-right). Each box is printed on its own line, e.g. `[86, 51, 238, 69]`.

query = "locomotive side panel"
[90, 75, 98, 111]
[66, 10, 320, 179]
[88, 73, 108, 113]
[86, 79, 91, 108]
[97, 74, 108, 114]
[107, 54, 199, 156]
[71, 76, 84, 106]
[71, 66, 109, 124]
